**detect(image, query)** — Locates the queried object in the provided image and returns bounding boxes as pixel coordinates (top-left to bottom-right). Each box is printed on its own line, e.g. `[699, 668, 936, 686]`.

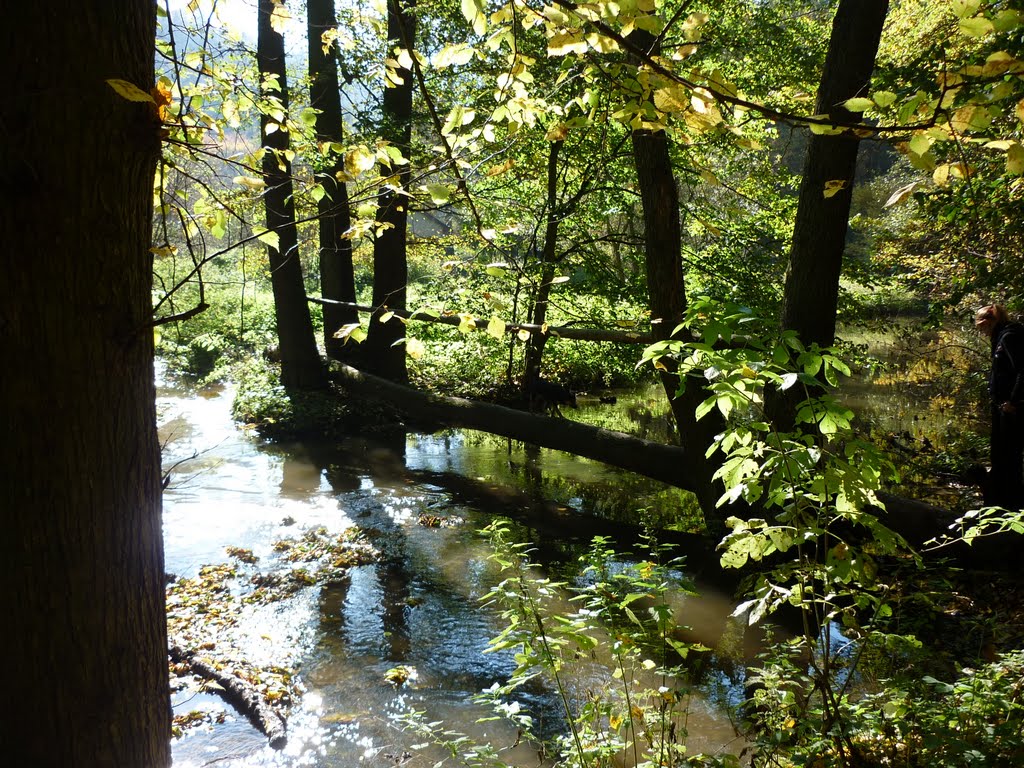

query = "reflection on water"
[159, 372, 744, 767]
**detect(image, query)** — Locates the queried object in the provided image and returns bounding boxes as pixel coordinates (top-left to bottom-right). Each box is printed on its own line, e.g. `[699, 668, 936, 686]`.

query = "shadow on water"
[160, 375, 749, 767]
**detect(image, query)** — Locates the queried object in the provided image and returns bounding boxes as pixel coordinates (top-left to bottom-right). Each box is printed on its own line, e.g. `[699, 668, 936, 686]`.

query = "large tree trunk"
[258, 0, 327, 389]
[364, 0, 416, 383]
[308, 0, 358, 361]
[0, 4, 171, 765]
[780, 0, 889, 348]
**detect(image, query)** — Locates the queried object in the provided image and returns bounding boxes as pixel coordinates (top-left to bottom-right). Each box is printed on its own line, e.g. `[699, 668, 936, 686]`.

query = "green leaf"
[842, 97, 874, 112]
[960, 16, 995, 36]
[424, 183, 451, 204]
[254, 228, 280, 251]
[951, 0, 982, 18]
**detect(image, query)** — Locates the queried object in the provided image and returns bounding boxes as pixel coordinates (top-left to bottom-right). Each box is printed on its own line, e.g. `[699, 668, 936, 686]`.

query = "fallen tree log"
[331, 362, 694, 489]
[169, 645, 287, 749]
[330, 363, 972, 550]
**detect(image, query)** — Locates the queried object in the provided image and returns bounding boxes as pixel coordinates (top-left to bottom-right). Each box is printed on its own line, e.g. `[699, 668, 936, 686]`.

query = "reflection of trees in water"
[291, 431, 415, 663]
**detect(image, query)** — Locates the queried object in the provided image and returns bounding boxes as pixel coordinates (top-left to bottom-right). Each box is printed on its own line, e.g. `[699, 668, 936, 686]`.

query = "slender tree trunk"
[523, 139, 564, 392]
[364, 0, 416, 383]
[630, 29, 724, 521]
[780, 0, 889, 348]
[1, 4, 170, 765]
[258, 0, 326, 389]
[308, 0, 358, 360]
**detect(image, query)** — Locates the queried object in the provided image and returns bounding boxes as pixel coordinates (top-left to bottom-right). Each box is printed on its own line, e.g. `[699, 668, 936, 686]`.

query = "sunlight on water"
[159, 371, 743, 767]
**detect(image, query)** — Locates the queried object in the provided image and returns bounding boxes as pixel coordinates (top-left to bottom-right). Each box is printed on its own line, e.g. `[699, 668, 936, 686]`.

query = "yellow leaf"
[379, 310, 395, 323]
[405, 338, 424, 359]
[457, 313, 476, 334]
[545, 123, 569, 141]
[517, 329, 531, 342]
[1016, 98, 1024, 125]
[842, 97, 874, 112]
[233, 176, 266, 190]
[106, 78, 155, 103]
[270, 1, 290, 34]
[823, 179, 847, 199]
[486, 317, 506, 339]
[1007, 143, 1024, 175]
[345, 145, 377, 177]
[933, 162, 970, 187]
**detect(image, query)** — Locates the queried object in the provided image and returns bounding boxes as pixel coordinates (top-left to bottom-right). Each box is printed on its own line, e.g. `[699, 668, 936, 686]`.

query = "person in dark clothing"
[976, 304, 1024, 508]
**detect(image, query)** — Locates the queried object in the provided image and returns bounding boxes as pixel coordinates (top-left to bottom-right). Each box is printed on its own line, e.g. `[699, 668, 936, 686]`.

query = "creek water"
[159, 374, 746, 767]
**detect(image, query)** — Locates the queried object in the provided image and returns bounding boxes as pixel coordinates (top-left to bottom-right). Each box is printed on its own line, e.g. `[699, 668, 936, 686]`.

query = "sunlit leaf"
[952, 0, 982, 17]
[486, 317, 505, 340]
[823, 179, 847, 199]
[106, 78, 155, 103]
[270, 0, 290, 34]
[254, 228, 279, 251]
[1007, 143, 1024, 175]
[405, 339, 424, 359]
[884, 181, 920, 208]
[333, 323, 366, 344]
[842, 97, 874, 112]
[959, 16, 994, 37]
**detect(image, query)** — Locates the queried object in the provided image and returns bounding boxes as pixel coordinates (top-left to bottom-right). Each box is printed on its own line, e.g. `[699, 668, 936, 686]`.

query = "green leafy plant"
[402, 522, 737, 767]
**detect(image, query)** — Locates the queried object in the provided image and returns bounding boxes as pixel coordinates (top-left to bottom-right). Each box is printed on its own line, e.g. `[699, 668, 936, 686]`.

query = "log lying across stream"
[330, 363, 974, 553]
[169, 645, 287, 749]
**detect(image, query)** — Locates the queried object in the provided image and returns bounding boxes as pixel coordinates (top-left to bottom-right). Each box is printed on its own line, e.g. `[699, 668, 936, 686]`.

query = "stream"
[159, 373, 746, 767]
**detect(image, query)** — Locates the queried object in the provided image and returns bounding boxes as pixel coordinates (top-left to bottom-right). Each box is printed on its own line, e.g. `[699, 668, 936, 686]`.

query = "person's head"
[976, 304, 1009, 337]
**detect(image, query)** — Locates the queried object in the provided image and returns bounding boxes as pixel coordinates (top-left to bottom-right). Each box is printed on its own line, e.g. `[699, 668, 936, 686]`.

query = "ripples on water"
[159, 374, 742, 767]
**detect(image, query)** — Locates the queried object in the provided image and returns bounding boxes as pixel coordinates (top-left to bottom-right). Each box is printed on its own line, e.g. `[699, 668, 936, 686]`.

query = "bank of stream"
[160, 373, 746, 767]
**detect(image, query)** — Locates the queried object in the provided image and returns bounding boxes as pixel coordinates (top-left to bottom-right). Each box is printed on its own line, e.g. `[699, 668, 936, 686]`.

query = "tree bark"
[364, 0, 416, 383]
[308, 0, 358, 361]
[780, 0, 889, 348]
[523, 139, 564, 392]
[0, 4, 170, 765]
[629, 28, 724, 522]
[258, 0, 327, 389]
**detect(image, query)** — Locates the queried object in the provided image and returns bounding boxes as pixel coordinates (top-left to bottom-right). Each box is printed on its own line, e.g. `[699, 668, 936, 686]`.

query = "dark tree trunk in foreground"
[780, 0, 889, 348]
[0, 4, 170, 765]
[308, 0, 358, 360]
[258, 0, 326, 389]
[364, 0, 416, 383]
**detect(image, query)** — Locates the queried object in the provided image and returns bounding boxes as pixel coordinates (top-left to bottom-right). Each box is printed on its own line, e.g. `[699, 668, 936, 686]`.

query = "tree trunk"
[364, 0, 416, 383]
[780, 0, 889, 348]
[0, 4, 170, 765]
[258, 0, 326, 389]
[629, 29, 724, 522]
[523, 139, 564, 392]
[308, 0, 358, 361]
